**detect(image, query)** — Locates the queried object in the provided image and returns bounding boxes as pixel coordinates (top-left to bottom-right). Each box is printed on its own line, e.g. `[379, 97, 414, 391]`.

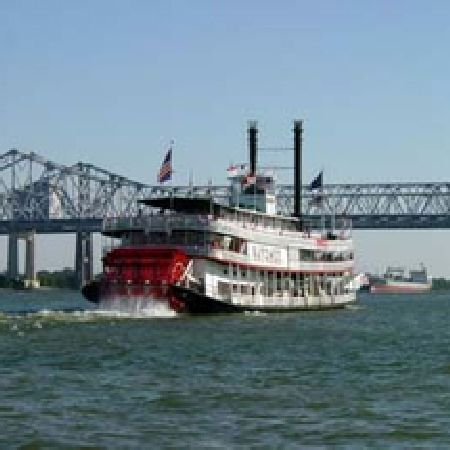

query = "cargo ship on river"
[366, 265, 432, 294]
[82, 122, 357, 313]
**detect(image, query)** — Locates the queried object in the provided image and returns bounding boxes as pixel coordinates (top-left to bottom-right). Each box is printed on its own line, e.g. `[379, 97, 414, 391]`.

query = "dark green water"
[1, 290, 449, 448]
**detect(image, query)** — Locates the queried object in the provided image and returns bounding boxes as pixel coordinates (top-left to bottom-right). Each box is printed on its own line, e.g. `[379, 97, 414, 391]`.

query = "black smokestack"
[248, 121, 258, 175]
[294, 120, 303, 220]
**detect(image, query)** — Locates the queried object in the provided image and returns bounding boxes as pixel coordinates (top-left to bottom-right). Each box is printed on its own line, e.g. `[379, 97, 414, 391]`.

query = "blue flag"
[309, 171, 323, 190]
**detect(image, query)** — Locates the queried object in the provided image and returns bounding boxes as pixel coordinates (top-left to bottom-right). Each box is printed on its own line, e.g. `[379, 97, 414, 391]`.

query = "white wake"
[94, 296, 178, 319]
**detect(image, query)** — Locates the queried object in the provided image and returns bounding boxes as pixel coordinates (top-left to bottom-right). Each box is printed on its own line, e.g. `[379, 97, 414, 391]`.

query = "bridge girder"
[0, 149, 449, 231]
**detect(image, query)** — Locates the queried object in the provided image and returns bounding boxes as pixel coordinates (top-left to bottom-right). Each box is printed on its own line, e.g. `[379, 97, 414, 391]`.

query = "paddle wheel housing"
[101, 247, 190, 310]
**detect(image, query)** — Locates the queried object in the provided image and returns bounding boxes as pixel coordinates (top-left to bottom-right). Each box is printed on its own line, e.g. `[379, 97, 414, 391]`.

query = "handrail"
[102, 212, 352, 240]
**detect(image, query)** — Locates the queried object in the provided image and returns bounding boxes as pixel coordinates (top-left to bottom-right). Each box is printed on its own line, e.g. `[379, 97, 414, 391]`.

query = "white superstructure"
[102, 170, 356, 312]
[86, 120, 358, 313]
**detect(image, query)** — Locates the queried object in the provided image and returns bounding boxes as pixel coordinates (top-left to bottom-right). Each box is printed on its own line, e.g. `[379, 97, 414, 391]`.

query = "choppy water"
[1, 289, 449, 448]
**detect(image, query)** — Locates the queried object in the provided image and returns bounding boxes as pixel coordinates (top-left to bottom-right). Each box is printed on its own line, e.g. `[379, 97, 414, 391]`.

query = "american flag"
[226, 164, 238, 175]
[157, 147, 172, 183]
[227, 163, 247, 174]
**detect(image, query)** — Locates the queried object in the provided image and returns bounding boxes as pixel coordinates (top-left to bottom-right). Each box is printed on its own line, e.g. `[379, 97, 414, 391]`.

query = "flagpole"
[169, 141, 174, 210]
[331, 181, 336, 234]
[320, 168, 325, 234]
[321, 185, 325, 235]
[253, 174, 256, 212]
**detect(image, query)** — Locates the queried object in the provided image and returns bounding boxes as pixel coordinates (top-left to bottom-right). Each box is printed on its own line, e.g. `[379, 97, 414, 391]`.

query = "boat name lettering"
[251, 245, 282, 264]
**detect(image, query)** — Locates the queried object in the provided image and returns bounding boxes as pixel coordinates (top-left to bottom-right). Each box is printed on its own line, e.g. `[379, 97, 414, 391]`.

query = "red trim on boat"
[370, 285, 431, 294]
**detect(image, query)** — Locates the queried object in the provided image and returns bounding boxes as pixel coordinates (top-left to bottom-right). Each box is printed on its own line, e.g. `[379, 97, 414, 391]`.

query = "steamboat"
[82, 121, 357, 313]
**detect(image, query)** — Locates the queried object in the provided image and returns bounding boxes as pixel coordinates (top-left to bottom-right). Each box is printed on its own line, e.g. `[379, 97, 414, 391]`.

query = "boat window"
[300, 249, 314, 261]
[170, 230, 186, 244]
[218, 281, 231, 297]
[148, 232, 167, 244]
[213, 233, 225, 249]
[223, 236, 231, 249]
[276, 272, 282, 290]
[186, 231, 204, 245]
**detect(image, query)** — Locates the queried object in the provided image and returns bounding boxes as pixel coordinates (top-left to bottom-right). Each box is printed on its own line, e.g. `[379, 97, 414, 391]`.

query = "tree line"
[0, 268, 78, 289]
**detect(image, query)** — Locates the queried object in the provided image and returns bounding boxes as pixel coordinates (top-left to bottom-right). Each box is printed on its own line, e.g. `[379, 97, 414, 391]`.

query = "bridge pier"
[76, 231, 93, 287]
[7, 232, 19, 280]
[7, 230, 39, 287]
[24, 231, 36, 286]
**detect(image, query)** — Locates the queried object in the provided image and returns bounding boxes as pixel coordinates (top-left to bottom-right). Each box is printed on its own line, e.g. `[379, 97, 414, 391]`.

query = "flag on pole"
[308, 171, 323, 190]
[226, 164, 238, 176]
[157, 146, 172, 183]
[308, 171, 323, 206]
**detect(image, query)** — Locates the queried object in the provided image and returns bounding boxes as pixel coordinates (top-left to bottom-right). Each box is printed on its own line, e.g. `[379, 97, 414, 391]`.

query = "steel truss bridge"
[1, 148, 449, 285]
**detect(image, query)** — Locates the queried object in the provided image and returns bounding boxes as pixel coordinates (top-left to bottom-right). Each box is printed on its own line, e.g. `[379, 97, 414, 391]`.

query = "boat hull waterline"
[82, 280, 356, 314]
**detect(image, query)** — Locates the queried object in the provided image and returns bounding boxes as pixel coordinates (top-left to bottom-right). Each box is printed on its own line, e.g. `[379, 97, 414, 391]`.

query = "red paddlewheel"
[102, 247, 190, 296]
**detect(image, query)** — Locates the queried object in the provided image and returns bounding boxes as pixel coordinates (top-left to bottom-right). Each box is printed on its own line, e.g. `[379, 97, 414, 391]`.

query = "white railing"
[103, 214, 211, 233]
[103, 212, 352, 242]
[202, 283, 355, 309]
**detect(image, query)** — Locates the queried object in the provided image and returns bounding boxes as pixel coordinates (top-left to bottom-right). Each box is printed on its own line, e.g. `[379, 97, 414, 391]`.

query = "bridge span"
[1, 149, 449, 286]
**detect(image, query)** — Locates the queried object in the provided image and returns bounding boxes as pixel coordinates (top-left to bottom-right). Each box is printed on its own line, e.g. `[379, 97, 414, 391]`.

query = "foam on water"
[345, 303, 366, 311]
[0, 297, 177, 324]
[244, 310, 267, 317]
[94, 296, 178, 319]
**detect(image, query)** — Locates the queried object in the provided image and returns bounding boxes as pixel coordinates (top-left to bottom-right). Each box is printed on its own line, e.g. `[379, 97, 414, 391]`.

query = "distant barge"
[364, 265, 432, 294]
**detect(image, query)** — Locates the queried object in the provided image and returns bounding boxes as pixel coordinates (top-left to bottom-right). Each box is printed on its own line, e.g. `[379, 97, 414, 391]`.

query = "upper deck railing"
[102, 211, 352, 241]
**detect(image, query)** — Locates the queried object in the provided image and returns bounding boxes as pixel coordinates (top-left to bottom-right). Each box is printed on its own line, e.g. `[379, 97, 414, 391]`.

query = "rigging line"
[259, 147, 293, 152]
[259, 166, 293, 170]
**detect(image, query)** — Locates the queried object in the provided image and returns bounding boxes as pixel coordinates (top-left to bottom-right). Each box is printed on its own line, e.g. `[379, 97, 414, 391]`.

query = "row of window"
[217, 273, 348, 298]
[124, 231, 353, 262]
[299, 249, 354, 261]
[222, 265, 346, 280]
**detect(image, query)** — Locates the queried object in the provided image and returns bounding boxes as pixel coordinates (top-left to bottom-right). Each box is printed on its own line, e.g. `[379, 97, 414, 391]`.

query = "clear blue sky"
[1, 0, 450, 275]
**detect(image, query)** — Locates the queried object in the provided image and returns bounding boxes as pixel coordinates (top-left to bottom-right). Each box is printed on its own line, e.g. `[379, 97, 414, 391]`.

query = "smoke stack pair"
[247, 120, 303, 221]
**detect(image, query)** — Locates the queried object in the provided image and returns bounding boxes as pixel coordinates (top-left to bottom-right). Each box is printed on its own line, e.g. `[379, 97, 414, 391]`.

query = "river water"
[1, 289, 449, 448]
